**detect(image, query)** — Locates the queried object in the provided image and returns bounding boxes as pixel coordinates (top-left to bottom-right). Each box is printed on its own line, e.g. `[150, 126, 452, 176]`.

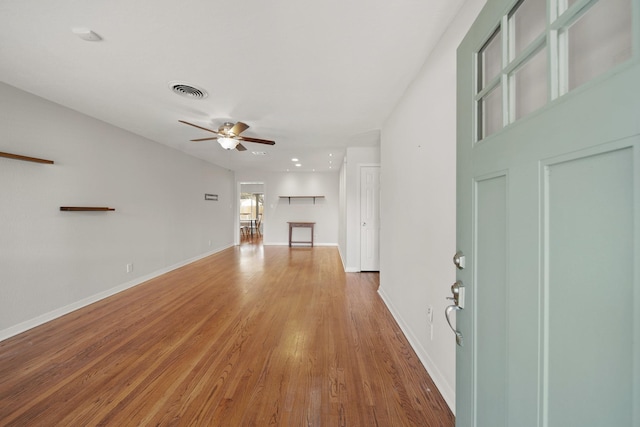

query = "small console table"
[288, 222, 315, 247]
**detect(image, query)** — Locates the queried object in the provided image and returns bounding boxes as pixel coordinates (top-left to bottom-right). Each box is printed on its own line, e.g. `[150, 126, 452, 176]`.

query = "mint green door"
[455, 0, 639, 425]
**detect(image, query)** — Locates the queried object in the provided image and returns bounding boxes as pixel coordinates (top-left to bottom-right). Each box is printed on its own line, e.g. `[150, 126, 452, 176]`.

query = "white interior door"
[454, 0, 639, 425]
[360, 166, 380, 271]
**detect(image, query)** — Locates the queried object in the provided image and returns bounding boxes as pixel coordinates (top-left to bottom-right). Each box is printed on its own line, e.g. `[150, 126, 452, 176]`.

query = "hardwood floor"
[0, 244, 454, 426]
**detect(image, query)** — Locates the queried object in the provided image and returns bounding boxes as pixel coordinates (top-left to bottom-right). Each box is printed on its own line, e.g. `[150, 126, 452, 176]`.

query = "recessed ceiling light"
[72, 28, 102, 41]
[295, 164, 301, 167]
[252, 151, 267, 156]
[291, 158, 299, 162]
[329, 153, 333, 157]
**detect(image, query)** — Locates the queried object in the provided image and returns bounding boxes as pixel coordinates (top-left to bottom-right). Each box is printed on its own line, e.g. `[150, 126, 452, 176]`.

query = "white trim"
[378, 287, 456, 413]
[337, 244, 360, 272]
[0, 244, 234, 342]
[338, 243, 347, 270]
[262, 242, 338, 247]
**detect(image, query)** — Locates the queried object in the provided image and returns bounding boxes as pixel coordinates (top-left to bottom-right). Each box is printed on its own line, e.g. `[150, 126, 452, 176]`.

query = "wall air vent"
[168, 81, 208, 99]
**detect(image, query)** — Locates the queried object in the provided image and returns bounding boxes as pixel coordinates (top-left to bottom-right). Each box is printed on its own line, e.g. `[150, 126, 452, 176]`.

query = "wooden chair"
[255, 216, 262, 236]
[240, 223, 249, 239]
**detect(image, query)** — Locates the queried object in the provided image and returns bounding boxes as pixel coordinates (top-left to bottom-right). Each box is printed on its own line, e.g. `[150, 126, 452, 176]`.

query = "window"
[474, 0, 633, 142]
[477, 28, 503, 140]
[560, 0, 632, 92]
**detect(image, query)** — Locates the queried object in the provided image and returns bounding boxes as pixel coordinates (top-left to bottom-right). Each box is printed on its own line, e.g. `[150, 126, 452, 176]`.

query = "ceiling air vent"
[168, 81, 208, 99]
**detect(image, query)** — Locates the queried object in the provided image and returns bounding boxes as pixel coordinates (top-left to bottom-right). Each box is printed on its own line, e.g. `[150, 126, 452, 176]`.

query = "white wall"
[240, 183, 264, 195]
[338, 158, 348, 267]
[378, 0, 486, 411]
[0, 82, 235, 340]
[339, 147, 380, 272]
[235, 171, 340, 246]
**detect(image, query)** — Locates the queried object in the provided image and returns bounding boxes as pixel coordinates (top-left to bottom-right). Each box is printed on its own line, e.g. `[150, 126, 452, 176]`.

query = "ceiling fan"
[179, 120, 275, 151]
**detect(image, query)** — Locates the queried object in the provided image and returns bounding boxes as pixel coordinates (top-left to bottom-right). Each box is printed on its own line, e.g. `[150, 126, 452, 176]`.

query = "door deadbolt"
[453, 251, 465, 269]
[446, 280, 465, 308]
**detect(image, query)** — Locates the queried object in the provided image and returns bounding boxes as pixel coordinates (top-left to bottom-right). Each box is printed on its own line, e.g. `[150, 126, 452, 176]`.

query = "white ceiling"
[0, 0, 464, 173]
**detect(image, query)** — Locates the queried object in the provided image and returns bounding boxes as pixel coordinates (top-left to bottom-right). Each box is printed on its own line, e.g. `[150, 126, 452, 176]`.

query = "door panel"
[544, 146, 634, 427]
[360, 166, 380, 271]
[475, 174, 508, 427]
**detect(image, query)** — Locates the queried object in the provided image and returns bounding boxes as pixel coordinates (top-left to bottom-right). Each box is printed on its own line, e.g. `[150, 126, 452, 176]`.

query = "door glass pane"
[513, 47, 548, 120]
[478, 85, 502, 140]
[566, 0, 632, 91]
[478, 28, 502, 91]
[510, 0, 546, 58]
[559, 0, 579, 13]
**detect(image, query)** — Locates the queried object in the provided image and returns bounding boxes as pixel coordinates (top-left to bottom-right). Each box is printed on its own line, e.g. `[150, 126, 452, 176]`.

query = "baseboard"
[377, 287, 456, 414]
[262, 242, 338, 247]
[0, 243, 234, 342]
[338, 245, 346, 270]
[336, 245, 357, 272]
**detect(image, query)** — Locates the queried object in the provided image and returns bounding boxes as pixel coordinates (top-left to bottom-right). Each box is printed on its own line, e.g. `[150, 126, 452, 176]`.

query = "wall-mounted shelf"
[0, 151, 54, 164]
[279, 196, 325, 204]
[60, 207, 115, 212]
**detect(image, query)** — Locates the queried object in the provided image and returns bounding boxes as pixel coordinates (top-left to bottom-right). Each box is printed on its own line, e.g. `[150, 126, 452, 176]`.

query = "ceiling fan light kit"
[218, 137, 239, 150]
[178, 120, 275, 152]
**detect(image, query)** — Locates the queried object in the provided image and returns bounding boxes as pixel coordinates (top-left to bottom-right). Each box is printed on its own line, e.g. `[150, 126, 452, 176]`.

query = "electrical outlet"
[427, 306, 433, 323]
[126, 263, 133, 273]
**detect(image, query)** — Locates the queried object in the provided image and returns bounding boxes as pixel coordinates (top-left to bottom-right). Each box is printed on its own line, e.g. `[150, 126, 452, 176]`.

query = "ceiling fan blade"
[239, 136, 276, 145]
[230, 121, 249, 136]
[178, 120, 220, 134]
[235, 143, 247, 151]
[190, 137, 219, 142]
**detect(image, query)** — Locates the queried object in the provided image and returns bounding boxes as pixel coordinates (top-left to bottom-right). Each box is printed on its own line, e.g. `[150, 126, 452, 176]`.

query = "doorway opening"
[239, 183, 264, 244]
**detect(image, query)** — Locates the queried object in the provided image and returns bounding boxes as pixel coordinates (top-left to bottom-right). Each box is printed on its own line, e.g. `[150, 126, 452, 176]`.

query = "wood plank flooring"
[0, 244, 454, 426]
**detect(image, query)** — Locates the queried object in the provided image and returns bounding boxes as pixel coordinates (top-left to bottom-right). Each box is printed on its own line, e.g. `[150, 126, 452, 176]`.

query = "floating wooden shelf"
[279, 196, 325, 204]
[0, 151, 54, 164]
[60, 207, 115, 212]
